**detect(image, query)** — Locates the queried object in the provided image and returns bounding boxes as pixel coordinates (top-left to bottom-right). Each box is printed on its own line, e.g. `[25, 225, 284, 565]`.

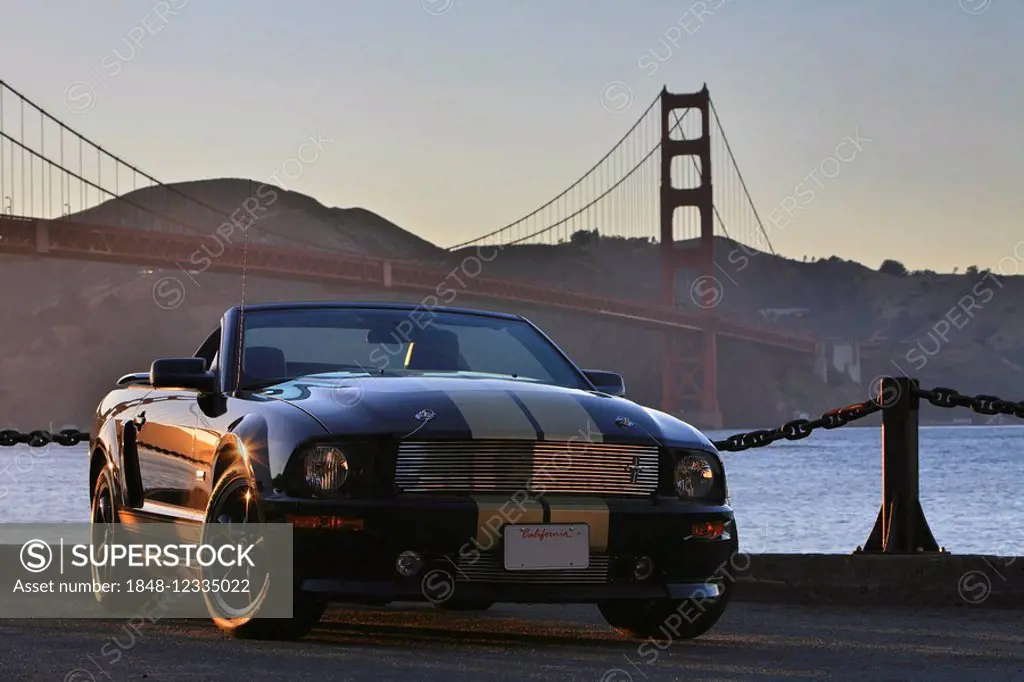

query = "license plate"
[503, 524, 590, 570]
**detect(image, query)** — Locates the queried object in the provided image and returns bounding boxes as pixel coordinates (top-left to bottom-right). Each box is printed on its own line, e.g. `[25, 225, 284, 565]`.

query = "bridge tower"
[659, 85, 721, 428]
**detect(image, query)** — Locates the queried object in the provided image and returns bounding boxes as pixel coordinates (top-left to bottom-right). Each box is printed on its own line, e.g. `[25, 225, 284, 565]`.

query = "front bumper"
[299, 578, 723, 603]
[262, 494, 735, 604]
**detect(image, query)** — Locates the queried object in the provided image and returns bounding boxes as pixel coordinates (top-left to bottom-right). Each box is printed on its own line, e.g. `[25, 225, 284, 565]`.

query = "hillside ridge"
[1, 179, 1020, 429]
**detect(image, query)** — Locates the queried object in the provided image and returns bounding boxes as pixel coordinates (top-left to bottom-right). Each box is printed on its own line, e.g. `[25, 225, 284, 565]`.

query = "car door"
[134, 328, 225, 521]
[101, 380, 154, 509]
[134, 386, 201, 519]
[186, 330, 226, 515]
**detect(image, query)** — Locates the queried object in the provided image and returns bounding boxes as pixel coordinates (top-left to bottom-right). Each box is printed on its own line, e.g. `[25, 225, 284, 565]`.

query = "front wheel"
[89, 467, 135, 612]
[598, 585, 730, 640]
[599, 535, 737, 640]
[204, 461, 325, 640]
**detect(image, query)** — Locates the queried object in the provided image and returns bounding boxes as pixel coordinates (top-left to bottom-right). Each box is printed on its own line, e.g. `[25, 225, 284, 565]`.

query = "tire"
[89, 467, 135, 611]
[204, 461, 325, 640]
[433, 597, 494, 612]
[598, 587, 730, 640]
[599, 535, 737, 640]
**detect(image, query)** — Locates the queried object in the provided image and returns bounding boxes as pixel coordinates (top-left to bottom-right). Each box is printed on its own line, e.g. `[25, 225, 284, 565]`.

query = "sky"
[0, 0, 1021, 273]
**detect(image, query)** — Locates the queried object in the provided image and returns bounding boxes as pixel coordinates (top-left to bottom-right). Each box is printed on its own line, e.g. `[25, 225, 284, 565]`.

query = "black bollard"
[860, 377, 940, 553]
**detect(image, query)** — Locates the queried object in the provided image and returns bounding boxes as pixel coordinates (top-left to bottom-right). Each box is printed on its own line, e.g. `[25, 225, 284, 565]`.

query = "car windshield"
[237, 307, 587, 390]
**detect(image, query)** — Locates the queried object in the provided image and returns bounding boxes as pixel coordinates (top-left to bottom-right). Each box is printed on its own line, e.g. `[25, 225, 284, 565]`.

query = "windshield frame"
[218, 303, 595, 394]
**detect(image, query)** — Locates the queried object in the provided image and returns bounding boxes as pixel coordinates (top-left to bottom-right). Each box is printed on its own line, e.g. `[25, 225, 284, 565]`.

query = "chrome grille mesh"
[395, 439, 660, 496]
[454, 553, 610, 584]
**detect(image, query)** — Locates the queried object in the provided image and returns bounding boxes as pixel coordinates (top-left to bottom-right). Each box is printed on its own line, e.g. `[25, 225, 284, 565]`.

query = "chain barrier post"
[860, 377, 940, 553]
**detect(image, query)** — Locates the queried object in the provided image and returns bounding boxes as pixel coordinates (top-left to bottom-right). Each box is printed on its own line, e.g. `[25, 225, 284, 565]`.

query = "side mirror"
[150, 358, 217, 392]
[583, 370, 625, 397]
[116, 372, 151, 386]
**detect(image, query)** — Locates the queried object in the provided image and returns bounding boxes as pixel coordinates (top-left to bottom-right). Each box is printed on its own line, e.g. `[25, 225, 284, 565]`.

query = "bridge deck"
[2, 602, 1020, 681]
[0, 215, 818, 353]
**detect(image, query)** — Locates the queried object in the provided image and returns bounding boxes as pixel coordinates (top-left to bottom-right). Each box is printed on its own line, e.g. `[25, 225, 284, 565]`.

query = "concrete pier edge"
[733, 554, 1024, 609]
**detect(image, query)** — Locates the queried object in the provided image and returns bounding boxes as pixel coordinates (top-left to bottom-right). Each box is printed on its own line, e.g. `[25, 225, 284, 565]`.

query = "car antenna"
[232, 179, 254, 395]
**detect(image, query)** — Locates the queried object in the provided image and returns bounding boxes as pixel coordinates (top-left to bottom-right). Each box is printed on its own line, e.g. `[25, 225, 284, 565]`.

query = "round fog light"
[396, 551, 424, 577]
[633, 556, 655, 581]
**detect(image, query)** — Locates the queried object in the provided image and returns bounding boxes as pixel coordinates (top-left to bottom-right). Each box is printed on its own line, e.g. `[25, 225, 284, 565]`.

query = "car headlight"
[303, 445, 349, 495]
[673, 453, 716, 500]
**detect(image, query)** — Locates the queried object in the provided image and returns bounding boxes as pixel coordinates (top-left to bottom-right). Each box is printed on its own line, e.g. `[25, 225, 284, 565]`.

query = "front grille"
[395, 439, 659, 496]
[453, 553, 611, 584]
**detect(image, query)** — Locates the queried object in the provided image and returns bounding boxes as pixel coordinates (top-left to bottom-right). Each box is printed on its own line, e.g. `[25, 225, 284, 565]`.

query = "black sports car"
[89, 302, 737, 640]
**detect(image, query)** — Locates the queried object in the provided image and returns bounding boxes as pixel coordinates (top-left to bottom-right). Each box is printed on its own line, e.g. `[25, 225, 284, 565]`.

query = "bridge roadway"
[1, 601, 1020, 681]
[0, 215, 816, 353]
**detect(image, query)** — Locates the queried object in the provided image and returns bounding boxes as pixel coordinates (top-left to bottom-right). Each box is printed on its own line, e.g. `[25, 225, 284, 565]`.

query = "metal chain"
[712, 398, 883, 453]
[0, 429, 91, 447]
[713, 385, 1024, 453]
[3, 387, 1018, 452]
[914, 386, 1024, 419]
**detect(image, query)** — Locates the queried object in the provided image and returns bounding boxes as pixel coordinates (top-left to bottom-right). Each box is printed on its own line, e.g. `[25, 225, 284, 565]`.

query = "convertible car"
[89, 302, 737, 640]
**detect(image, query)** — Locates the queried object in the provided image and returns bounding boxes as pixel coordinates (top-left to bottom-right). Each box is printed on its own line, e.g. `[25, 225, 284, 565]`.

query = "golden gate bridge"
[0, 78, 818, 428]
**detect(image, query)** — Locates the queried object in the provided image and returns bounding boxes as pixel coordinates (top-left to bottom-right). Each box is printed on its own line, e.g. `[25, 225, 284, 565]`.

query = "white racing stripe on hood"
[444, 390, 539, 440]
[511, 390, 604, 444]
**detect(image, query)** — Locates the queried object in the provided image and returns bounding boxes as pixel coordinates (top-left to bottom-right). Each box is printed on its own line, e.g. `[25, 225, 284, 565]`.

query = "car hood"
[253, 374, 716, 451]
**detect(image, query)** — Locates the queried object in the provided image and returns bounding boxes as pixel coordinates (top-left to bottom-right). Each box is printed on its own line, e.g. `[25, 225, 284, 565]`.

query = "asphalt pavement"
[1, 601, 1021, 681]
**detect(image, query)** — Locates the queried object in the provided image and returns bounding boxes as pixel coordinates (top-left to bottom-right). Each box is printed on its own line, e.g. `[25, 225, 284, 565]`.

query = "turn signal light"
[286, 514, 364, 531]
[691, 520, 727, 540]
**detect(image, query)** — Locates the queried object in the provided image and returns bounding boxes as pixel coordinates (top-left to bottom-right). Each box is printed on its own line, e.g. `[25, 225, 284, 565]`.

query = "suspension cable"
[499, 110, 693, 246]
[0, 80, 340, 253]
[446, 92, 662, 249]
[709, 96, 775, 256]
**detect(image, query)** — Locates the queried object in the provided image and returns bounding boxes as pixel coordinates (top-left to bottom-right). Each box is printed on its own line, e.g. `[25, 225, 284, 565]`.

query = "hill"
[73, 178, 445, 260]
[1, 179, 1020, 431]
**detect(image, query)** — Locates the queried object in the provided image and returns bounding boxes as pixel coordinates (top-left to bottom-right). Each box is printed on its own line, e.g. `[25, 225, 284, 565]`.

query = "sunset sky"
[1, 0, 1021, 273]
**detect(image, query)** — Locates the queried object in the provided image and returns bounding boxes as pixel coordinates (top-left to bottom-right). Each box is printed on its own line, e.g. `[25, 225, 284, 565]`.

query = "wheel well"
[212, 444, 242, 484]
[89, 449, 106, 501]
